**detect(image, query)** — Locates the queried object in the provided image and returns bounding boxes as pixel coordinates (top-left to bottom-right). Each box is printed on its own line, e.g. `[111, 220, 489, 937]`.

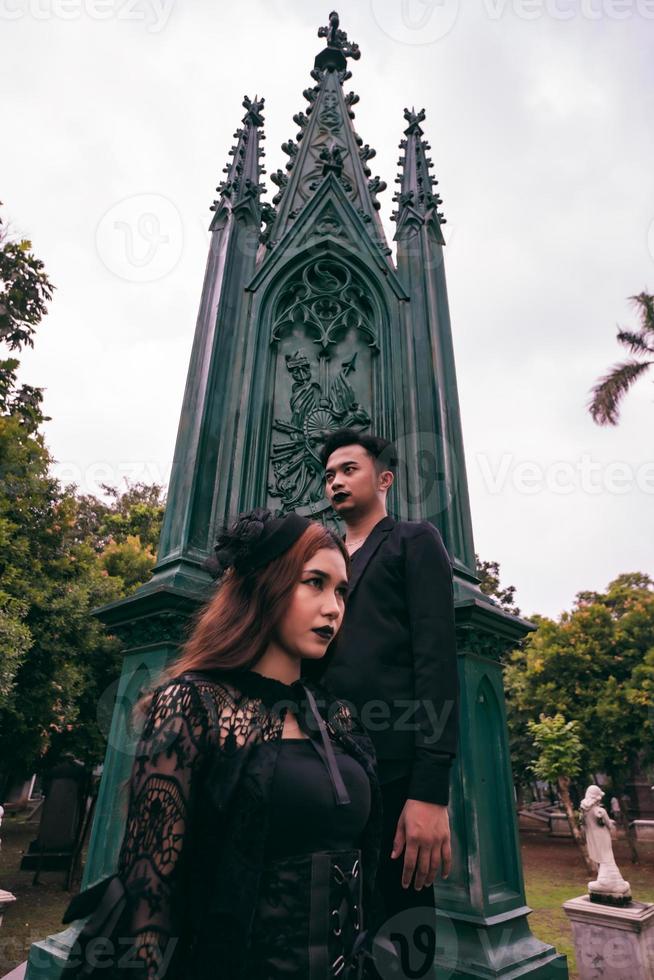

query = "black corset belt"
[247, 848, 369, 980]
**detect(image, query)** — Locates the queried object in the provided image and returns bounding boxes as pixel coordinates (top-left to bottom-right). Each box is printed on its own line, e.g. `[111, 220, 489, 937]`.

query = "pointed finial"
[210, 95, 265, 220]
[393, 106, 446, 230]
[315, 11, 361, 71]
[403, 107, 426, 136]
[242, 94, 265, 127]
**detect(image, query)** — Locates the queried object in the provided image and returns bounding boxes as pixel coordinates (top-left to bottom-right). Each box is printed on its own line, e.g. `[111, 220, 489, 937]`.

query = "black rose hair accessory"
[204, 508, 311, 580]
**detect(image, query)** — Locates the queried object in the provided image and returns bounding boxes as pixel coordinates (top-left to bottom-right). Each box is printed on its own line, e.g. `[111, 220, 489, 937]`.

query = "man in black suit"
[310, 427, 458, 973]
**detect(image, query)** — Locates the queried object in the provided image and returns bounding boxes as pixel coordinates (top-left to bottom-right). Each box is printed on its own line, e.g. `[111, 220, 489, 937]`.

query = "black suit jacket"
[305, 516, 458, 805]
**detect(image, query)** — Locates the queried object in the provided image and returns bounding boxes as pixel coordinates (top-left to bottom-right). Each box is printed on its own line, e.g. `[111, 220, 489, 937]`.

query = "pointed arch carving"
[270, 257, 379, 354]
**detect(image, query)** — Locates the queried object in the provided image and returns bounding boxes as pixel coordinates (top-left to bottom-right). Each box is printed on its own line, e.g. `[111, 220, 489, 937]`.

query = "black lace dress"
[62, 669, 382, 980]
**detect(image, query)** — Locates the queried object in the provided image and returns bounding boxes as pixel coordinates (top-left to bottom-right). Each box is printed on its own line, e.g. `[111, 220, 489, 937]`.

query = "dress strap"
[301, 684, 351, 807]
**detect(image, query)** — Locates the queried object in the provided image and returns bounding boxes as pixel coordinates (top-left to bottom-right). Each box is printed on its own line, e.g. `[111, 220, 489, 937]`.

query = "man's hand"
[391, 800, 451, 889]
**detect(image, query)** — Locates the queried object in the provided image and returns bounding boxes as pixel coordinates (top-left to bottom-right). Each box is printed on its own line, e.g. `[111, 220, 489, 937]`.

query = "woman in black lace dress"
[62, 509, 385, 979]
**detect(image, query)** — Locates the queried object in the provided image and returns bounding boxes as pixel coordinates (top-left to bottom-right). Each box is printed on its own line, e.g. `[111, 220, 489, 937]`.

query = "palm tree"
[588, 292, 654, 425]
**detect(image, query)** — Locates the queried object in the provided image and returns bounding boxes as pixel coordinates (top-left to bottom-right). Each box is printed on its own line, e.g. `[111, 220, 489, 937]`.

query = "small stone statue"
[580, 785, 631, 903]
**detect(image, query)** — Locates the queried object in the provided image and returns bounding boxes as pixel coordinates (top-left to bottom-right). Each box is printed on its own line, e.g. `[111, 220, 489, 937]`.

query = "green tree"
[505, 574, 654, 858]
[528, 714, 594, 873]
[0, 202, 56, 720]
[0, 203, 163, 787]
[0, 201, 54, 432]
[588, 292, 654, 425]
[476, 554, 521, 615]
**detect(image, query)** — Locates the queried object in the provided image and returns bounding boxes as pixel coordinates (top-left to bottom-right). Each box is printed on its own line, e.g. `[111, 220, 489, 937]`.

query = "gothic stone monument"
[23, 12, 568, 979]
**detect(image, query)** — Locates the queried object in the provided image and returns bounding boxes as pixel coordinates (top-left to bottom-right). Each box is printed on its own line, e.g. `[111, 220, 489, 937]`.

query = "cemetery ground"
[1, 816, 653, 978]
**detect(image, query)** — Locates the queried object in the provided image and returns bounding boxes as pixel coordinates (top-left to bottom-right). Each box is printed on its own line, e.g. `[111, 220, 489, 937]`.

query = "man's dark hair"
[319, 428, 398, 472]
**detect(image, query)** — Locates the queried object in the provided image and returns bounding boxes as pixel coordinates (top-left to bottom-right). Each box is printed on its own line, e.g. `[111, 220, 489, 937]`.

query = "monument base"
[563, 894, 654, 979]
[434, 907, 569, 978]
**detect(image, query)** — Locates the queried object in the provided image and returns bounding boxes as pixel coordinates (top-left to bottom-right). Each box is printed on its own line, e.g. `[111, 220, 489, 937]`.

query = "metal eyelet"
[331, 908, 343, 936]
[332, 863, 346, 884]
[332, 954, 346, 976]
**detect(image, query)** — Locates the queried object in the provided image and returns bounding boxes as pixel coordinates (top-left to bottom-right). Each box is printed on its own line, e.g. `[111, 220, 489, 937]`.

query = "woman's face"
[275, 547, 348, 662]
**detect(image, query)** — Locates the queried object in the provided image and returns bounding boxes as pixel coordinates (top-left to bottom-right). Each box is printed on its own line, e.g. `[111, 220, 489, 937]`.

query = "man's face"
[324, 444, 389, 516]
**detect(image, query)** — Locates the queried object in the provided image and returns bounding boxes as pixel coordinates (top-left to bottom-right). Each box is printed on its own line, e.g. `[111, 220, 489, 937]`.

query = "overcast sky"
[2, 0, 653, 619]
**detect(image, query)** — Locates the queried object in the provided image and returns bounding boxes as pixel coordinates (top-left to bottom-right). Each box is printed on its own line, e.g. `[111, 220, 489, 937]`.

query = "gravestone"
[20, 757, 88, 885]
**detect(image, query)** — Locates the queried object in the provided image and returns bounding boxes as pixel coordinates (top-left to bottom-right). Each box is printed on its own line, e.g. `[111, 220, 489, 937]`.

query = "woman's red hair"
[126, 522, 347, 804]
[168, 521, 349, 680]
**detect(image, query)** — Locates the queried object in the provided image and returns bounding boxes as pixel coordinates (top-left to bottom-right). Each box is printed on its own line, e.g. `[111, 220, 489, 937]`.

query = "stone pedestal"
[549, 812, 572, 837]
[632, 820, 654, 841]
[563, 895, 654, 979]
[0, 889, 16, 928]
[624, 778, 654, 819]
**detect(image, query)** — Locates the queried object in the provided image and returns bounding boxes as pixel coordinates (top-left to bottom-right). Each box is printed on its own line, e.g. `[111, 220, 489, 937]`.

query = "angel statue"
[580, 784, 631, 903]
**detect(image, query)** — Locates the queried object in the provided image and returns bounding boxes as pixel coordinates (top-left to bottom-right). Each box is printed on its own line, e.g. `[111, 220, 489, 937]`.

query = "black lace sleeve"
[115, 678, 210, 977]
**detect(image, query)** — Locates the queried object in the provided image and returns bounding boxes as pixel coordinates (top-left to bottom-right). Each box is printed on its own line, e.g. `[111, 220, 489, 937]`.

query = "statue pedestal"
[0, 889, 16, 928]
[563, 895, 654, 979]
[632, 819, 654, 841]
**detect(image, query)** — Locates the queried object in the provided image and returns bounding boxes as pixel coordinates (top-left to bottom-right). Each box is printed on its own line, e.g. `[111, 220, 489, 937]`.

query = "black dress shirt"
[305, 516, 458, 806]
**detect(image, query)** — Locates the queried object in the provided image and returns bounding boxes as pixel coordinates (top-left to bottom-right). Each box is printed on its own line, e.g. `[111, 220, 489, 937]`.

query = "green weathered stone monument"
[23, 12, 568, 979]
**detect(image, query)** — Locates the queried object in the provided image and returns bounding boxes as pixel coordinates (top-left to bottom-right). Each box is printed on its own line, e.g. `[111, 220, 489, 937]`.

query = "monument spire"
[392, 104, 477, 578]
[393, 106, 446, 241]
[138, 93, 267, 595]
[210, 94, 266, 228]
[261, 11, 391, 260]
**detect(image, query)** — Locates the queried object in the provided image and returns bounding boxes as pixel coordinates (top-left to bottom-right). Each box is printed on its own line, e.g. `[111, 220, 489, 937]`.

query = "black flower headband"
[205, 508, 311, 579]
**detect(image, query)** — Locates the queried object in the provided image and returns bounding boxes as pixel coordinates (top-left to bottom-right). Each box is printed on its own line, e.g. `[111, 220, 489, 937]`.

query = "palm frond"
[616, 329, 654, 356]
[629, 292, 654, 334]
[588, 358, 652, 426]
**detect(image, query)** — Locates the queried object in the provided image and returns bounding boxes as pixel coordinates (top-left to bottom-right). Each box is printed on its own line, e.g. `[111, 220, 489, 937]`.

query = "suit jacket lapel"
[346, 516, 395, 597]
